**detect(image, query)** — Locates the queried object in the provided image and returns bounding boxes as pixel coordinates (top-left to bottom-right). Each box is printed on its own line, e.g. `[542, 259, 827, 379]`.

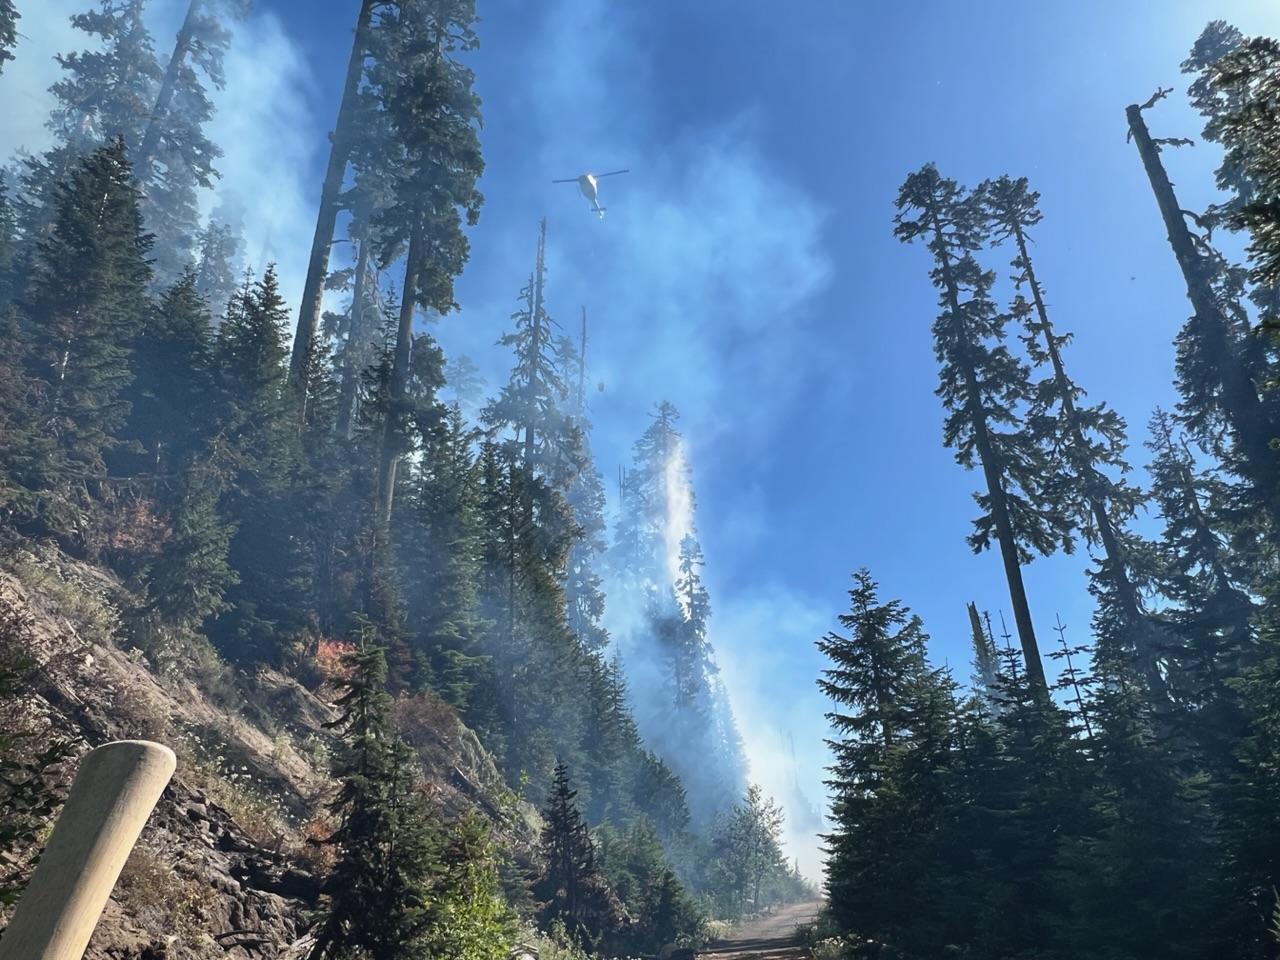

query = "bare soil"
[700, 900, 825, 960]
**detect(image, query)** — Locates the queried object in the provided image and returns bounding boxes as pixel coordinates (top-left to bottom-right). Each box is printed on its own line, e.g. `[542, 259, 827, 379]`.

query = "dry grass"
[117, 844, 219, 950]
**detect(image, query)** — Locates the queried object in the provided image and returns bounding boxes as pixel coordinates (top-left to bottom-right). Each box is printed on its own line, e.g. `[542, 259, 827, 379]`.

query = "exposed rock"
[0, 544, 538, 958]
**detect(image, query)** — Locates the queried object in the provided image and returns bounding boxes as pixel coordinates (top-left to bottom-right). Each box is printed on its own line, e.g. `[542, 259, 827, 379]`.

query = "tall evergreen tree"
[310, 641, 484, 960]
[534, 761, 626, 951]
[0, 0, 16, 74]
[983, 174, 1171, 696]
[120, 268, 216, 477]
[1125, 90, 1280, 524]
[20, 139, 152, 533]
[370, 0, 484, 522]
[289, 0, 376, 389]
[895, 165, 1066, 694]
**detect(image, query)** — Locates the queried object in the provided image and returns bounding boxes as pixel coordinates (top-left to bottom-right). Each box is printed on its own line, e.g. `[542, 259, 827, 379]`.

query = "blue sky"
[8, 0, 1280, 876]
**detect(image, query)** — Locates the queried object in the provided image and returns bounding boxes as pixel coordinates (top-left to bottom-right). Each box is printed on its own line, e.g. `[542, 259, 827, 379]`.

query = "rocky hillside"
[0, 538, 537, 959]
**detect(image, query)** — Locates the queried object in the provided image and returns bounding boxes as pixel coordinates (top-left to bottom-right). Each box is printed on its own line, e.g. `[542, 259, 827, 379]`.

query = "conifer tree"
[1145, 410, 1256, 744]
[559, 319, 609, 652]
[397, 404, 488, 706]
[364, 0, 483, 519]
[209, 267, 312, 660]
[21, 138, 152, 531]
[485, 220, 578, 486]
[983, 174, 1170, 694]
[310, 641, 455, 960]
[817, 569, 931, 933]
[0, 0, 16, 74]
[193, 215, 244, 319]
[1061, 655, 1225, 959]
[1126, 91, 1280, 523]
[121, 268, 216, 477]
[144, 460, 238, 630]
[535, 761, 626, 951]
[19, 1, 221, 282]
[895, 165, 1066, 694]
[289, 0, 376, 388]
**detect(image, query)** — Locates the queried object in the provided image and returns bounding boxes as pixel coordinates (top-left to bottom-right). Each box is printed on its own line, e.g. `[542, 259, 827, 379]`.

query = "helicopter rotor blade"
[551, 178, 579, 183]
[596, 169, 630, 178]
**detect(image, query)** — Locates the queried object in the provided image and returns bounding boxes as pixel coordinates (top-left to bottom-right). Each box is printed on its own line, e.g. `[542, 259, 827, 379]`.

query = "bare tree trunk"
[335, 229, 372, 439]
[1011, 221, 1170, 699]
[135, 0, 201, 181]
[288, 0, 376, 392]
[377, 225, 421, 526]
[523, 218, 547, 467]
[930, 216, 1049, 696]
[1126, 101, 1279, 511]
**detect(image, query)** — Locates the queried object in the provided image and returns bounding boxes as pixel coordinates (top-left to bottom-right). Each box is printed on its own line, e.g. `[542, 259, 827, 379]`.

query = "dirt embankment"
[0, 543, 535, 959]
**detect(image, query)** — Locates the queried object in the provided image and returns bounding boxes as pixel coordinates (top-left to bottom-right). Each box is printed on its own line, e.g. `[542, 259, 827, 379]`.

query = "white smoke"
[663, 437, 694, 591]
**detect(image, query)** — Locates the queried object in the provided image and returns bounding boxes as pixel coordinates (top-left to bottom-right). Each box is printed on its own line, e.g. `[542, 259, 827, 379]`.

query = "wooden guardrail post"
[0, 740, 176, 960]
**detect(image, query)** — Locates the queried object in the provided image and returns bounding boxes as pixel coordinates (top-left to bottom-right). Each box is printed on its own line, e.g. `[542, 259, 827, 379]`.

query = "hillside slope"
[0, 539, 536, 959]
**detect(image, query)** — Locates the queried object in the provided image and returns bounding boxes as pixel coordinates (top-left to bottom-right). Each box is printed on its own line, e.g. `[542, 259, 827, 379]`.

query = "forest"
[0, 1, 809, 958]
[813, 19, 1280, 960]
[3, 3, 1280, 960]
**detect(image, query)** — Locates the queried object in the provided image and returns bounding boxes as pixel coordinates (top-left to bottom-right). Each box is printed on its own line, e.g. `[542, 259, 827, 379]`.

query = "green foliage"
[533, 761, 628, 953]
[0, 0, 16, 74]
[311, 641, 512, 960]
[19, 139, 152, 536]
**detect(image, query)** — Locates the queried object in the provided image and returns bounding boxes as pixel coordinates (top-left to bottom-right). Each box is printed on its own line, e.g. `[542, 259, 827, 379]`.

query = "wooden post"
[0, 740, 176, 960]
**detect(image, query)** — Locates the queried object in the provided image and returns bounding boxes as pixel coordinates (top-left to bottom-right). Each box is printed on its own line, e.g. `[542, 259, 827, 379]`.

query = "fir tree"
[120, 267, 216, 477]
[484, 219, 578, 486]
[397, 404, 488, 707]
[193, 214, 244, 319]
[895, 165, 1067, 694]
[534, 761, 626, 951]
[1145, 409, 1256, 752]
[816, 569, 932, 934]
[1126, 90, 1280, 525]
[209, 267, 312, 661]
[21, 138, 152, 532]
[982, 174, 1168, 693]
[362, 0, 483, 519]
[289, 0, 376, 390]
[310, 640, 473, 960]
[143, 459, 238, 630]
[0, 0, 17, 74]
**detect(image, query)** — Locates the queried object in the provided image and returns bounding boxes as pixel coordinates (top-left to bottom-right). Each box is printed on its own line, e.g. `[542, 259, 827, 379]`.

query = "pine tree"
[982, 174, 1169, 695]
[120, 268, 216, 477]
[363, 0, 483, 520]
[534, 761, 626, 951]
[0, 0, 17, 74]
[21, 139, 152, 532]
[1125, 90, 1280, 525]
[895, 165, 1067, 694]
[816, 569, 931, 934]
[193, 214, 244, 319]
[397, 404, 488, 707]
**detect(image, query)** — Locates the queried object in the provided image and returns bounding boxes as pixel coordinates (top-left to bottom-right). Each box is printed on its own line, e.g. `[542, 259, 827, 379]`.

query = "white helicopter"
[552, 169, 629, 217]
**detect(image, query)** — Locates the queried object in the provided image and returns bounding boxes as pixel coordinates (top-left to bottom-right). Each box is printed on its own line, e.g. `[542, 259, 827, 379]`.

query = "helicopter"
[552, 169, 629, 217]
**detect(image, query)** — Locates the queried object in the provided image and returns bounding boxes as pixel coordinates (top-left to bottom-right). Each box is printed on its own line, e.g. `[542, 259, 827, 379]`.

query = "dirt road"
[700, 899, 825, 960]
